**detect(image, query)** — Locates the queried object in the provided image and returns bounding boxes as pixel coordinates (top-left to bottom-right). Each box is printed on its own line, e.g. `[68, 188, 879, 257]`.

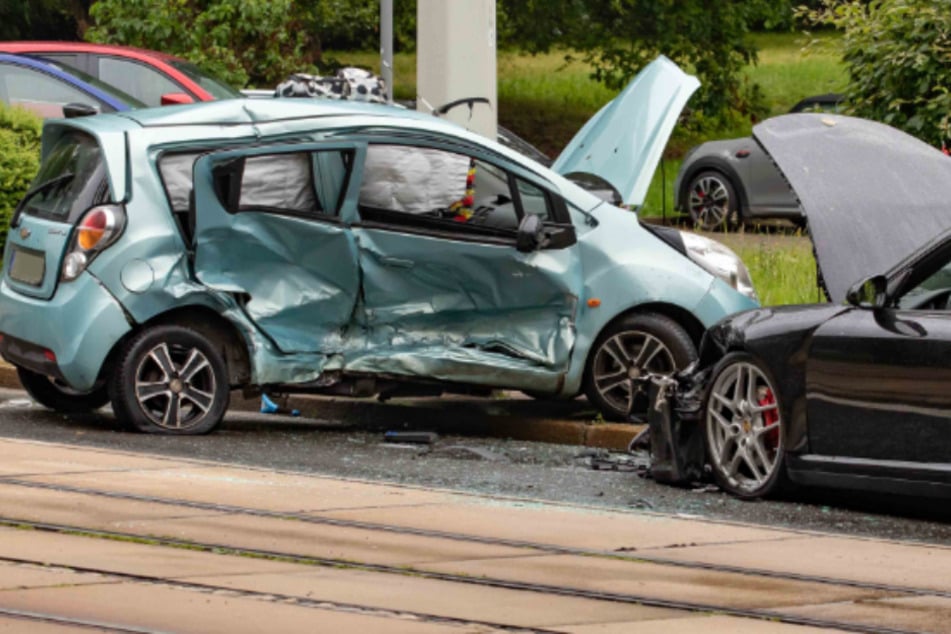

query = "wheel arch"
[604, 302, 706, 346]
[583, 301, 706, 372]
[97, 305, 252, 388]
[677, 158, 749, 217]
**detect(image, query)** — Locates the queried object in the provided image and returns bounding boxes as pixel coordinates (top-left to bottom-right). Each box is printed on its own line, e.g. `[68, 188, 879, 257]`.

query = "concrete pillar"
[380, 0, 394, 104]
[416, 0, 497, 140]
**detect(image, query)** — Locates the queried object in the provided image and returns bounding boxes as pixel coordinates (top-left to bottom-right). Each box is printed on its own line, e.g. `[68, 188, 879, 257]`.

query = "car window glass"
[358, 144, 522, 235]
[159, 149, 351, 217]
[0, 63, 99, 118]
[21, 131, 106, 221]
[899, 260, 951, 309]
[35, 54, 81, 69]
[98, 57, 180, 106]
[240, 153, 318, 213]
[167, 59, 242, 99]
[158, 152, 200, 213]
[359, 145, 469, 213]
[516, 177, 553, 220]
[313, 151, 350, 212]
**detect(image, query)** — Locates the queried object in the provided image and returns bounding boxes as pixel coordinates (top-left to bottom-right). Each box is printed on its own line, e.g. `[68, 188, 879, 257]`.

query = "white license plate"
[9, 247, 45, 286]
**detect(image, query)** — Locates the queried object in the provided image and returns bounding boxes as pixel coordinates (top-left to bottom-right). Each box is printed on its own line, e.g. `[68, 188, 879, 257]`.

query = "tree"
[84, 0, 420, 88]
[803, 0, 951, 148]
[0, 0, 89, 40]
[497, 0, 769, 126]
[86, 0, 320, 87]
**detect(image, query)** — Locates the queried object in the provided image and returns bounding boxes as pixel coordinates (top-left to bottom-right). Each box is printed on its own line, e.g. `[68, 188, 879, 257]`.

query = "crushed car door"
[192, 143, 361, 353]
[350, 142, 582, 391]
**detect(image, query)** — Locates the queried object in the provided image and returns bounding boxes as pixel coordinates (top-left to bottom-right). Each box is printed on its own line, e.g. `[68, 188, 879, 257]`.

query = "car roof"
[0, 52, 133, 112]
[115, 97, 454, 129]
[0, 41, 186, 64]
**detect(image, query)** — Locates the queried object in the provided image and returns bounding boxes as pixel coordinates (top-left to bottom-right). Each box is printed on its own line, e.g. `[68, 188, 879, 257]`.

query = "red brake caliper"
[757, 387, 779, 449]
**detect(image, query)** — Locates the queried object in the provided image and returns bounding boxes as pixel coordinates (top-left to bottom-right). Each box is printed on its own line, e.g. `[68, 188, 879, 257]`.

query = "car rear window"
[18, 130, 109, 222]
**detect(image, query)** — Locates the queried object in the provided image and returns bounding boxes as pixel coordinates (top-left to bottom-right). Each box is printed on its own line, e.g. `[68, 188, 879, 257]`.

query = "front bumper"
[0, 274, 132, 391]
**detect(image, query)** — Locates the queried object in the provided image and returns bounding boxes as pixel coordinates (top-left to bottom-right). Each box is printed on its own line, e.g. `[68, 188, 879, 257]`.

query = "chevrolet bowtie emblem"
[19, 228, 30, 239]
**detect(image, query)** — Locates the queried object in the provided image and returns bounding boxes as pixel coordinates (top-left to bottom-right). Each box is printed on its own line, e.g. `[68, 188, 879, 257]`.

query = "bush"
[87, 0, 318, 88]
[0, 104, 42, 253]
[803, 0, 951, 148]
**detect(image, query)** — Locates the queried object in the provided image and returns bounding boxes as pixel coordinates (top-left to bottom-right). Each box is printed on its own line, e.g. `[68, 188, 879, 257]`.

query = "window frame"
[158, 144, 356, 224]
[352, 135, 571, 247]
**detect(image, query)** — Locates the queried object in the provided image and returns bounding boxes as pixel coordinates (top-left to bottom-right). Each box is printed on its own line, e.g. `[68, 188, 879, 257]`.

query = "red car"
[0, 41, 242, 107]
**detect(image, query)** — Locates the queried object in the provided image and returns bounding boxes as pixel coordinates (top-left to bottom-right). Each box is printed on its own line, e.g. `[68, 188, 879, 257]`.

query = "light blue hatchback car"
[0, 57, 757, 433]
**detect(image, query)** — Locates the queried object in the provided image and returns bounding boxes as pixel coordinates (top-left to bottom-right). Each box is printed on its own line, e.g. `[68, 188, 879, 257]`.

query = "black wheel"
[704, 352, 787, 499]
[583, 312, 697, 421]
[686, 170, 740, 231]
[108, 325, 230, 434]
[17, 367, 109, 413]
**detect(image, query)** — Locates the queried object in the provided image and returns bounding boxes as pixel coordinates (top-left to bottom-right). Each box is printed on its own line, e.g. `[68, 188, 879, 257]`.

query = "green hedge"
[0, 103, 42, 253]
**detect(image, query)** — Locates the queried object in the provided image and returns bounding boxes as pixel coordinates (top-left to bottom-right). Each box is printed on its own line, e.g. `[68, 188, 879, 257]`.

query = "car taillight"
[61, 204, 126, 282]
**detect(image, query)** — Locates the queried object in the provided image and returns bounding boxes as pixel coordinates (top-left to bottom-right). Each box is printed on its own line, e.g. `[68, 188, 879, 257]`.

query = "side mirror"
[516, 214, 545, 253]
[846, 275, 888, 308]
[63, 102, 99, 118]
[160, 92, 195, 106]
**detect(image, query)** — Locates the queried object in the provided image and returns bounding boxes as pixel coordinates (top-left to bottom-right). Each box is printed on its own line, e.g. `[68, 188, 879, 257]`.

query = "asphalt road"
[0, 387, 949, 546]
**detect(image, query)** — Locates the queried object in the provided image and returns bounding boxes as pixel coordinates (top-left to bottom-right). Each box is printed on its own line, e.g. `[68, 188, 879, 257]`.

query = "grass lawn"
[716, 230, 822, 306]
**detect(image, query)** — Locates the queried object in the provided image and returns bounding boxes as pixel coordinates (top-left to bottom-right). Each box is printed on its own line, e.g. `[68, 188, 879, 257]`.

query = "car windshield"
[47, 60, 147, 109]
[167, 60, 243, 99]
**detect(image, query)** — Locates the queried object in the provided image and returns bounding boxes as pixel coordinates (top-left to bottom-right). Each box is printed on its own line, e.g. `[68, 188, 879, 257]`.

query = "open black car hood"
[753, 114, 951, 304]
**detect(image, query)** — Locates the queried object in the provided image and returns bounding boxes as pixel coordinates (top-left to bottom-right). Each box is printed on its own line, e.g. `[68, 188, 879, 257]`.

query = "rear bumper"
[0, 273, 132, 391]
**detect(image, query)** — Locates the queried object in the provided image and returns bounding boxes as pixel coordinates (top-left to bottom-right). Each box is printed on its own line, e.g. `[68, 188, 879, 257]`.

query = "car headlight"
[680, 231, 758, 302]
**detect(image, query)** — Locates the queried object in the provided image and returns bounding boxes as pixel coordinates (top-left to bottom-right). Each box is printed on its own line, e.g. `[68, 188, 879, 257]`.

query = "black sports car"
[653, 113, 951, 500]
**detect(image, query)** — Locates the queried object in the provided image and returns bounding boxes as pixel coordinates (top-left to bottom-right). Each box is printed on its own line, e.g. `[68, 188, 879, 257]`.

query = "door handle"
[380, 256, 414, 269]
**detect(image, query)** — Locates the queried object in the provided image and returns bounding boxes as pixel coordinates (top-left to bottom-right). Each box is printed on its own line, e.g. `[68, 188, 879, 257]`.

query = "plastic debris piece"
[260, 393, 300, 416]
[383, 430, 438, 444]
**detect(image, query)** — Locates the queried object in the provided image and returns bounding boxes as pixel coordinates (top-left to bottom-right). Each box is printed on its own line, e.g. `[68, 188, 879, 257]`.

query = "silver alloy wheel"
[689, 175, 730, 228]
[591, 331, 676, 415]
[134, 343, 216, 430]
[706, 361, 782, 493]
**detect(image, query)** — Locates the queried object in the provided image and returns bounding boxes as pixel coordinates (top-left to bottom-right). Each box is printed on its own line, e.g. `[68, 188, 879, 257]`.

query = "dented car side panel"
[34, 98, 755, 395]
[192, 143, 364, 354]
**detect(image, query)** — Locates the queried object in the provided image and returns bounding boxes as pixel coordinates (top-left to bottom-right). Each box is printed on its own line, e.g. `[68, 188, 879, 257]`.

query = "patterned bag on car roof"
[275, 67, 387, 103]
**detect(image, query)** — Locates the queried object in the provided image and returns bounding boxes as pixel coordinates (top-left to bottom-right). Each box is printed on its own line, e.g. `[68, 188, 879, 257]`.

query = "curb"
[0, 362, 639, 451]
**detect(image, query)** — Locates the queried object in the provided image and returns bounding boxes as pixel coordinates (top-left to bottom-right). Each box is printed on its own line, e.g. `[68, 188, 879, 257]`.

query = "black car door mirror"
[516, 214, 545, 252]
[63, 102, 99, 118]
[846, 275, 888, 308]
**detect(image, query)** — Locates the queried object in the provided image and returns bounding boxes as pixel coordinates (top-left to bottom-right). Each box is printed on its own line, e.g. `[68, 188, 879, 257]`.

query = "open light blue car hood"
[552, 56, 699, 207]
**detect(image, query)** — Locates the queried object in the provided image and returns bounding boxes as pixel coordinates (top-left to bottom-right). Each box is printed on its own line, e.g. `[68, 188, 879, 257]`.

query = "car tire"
[686, 170, 740, 231]
[583, 312, 697, 421]
[17, 367, 110, 413]
[108, 325, 230, 435]
[704, 352, 788, 500]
